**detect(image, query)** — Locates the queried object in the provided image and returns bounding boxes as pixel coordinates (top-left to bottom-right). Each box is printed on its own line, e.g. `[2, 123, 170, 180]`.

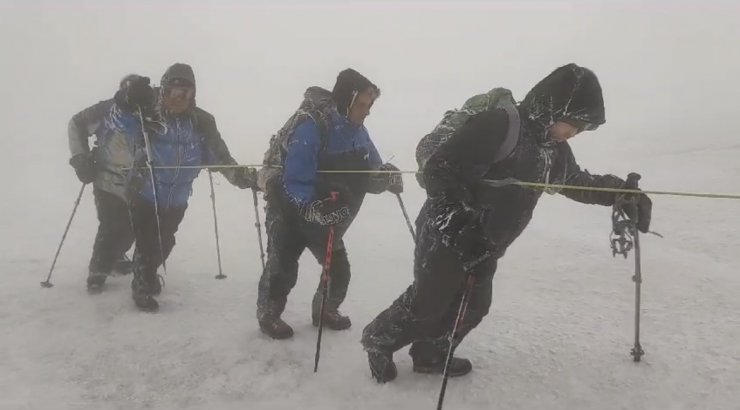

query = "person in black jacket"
[361, 63, 653, 383]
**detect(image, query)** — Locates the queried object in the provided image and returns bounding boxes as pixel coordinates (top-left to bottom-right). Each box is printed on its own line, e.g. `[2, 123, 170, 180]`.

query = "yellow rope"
[485, 180, 740, 200]
[121, 164, 740, 201]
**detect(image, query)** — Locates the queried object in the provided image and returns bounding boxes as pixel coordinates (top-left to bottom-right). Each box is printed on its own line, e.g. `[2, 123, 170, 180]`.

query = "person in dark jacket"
[361, 63, 653, 382]
[256, 69, 403, 339]
[69, 64, 257, 310]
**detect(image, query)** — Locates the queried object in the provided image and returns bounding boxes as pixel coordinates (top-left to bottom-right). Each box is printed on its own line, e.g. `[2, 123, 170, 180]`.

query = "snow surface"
[1, 1, 739, 409]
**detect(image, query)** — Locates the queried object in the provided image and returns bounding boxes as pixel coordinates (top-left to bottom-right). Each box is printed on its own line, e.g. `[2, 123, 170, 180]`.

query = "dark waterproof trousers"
[129, 197, 187, 284]
[256, 197, 352, 320]
[361, 209, 497, 363]
[88, 188, 135, 274]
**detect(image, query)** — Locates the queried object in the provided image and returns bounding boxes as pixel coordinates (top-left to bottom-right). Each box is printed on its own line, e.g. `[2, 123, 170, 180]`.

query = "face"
[347, 88, 377, 125]
[547, 116, 599, 142]
[547, 121, 581, 142]
[162, 85, 195, 114]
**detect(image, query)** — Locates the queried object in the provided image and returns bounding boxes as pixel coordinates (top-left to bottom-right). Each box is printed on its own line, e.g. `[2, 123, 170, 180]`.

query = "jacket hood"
[520, 63, 605, 132]
[331, 68, 379, 116]
[161, 63, 196, 89]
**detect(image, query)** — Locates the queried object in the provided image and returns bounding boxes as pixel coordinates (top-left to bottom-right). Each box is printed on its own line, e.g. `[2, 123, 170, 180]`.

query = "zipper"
[541, 148, 558, 195]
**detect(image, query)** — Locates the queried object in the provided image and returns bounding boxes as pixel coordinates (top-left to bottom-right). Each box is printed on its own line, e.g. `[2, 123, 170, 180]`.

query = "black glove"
[431, 201, 492, 272]
[233, 167, 258, 190]
[617, 173, 652, 233]
[69, 152, 96, 184]
[382, 163, 404, 194]
[368, 162, 404, 194]
[455, 223, 494, 273]
[303, 196, 351, 226]
[114, 75, 154, 111]
[621, 191, 652, 233]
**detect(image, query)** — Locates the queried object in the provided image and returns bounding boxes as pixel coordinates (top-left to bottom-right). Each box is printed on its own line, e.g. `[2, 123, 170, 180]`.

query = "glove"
[454, 223, 494, 273]
[619, 190, 652, 233]
[114, 75, 154, 111]
[617, 173, 652, 233]
[431, 200, 492, 273]
[233, 167, 258, 190]
[382, 163, 404, 194]
[303, 196, 351, 226]
[368, 162, 404, 194]
[69, 152, 96, 184]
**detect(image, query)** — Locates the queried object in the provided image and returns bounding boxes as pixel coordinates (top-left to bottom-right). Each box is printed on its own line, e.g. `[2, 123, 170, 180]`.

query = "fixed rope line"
[121, 164, 740, 201]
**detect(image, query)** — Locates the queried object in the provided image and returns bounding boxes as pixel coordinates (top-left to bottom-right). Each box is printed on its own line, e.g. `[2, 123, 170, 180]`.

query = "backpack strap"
[492, 104, 520, 163]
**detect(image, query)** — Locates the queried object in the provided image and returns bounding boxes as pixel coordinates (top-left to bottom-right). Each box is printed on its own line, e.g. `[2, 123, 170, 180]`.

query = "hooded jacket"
[423, 64, 625, 258]
[276, 87, 383, 230]
[68, 64, 241, 205]
[265, 69, 384, 231]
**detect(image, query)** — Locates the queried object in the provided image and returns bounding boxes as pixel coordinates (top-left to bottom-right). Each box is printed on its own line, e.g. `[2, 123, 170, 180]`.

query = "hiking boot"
[132, 293, 159, 312]
[131, 274, 160, 312]
[367, 350, 397, 383]
[258, 315, 294, 340]
[86, 271, 108, 293]
[412, 356, 473, 377]
[131, 272, 162, 295]
[312, 309, 352, 330]
[150, 275, 163, 296]
[112, 255, 133, 275]
[311, 292, 351, 330]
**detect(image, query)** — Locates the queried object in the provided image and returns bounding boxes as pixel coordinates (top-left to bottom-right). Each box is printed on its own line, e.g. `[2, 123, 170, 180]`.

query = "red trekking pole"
[314, 191, 339, 373]
[437, 274, 475, 410]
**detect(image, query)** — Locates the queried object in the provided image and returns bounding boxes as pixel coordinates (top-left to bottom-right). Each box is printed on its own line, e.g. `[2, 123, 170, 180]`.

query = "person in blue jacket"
[256, 69, 403, 339]
[73, 63, 257, 311]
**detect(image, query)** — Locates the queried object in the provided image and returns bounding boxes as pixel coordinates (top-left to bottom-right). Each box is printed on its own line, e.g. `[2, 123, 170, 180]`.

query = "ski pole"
[631, 220, 644, 362]
[41, 183, 86, 288]
[252, 188, 266, 271]
[437, 274, 475, 410]
[395, 193, 416, 243]
[623, 173, 644, 362]
[137, 107, 167, 276]
[314, 191, 339, 373]
[610, 172, 645, 362]
[208, 170, 226, 279]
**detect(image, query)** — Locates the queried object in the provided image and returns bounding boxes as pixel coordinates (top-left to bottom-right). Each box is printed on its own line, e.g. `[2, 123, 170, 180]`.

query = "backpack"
[256, 87, 336, 192]
[415, 87, 521, 188]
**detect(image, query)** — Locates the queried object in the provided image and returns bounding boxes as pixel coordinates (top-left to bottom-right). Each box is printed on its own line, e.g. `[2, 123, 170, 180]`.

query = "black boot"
[258, 315, 294, 340]
[367, 350, 397, 383]
[131, 273, 159, 312]
[86, 271, 108, 293]
[112, 254, 133, 275]
[257, 301, 294, 339]
[412, 356, 473, 377]
[311, 292, 351, 330]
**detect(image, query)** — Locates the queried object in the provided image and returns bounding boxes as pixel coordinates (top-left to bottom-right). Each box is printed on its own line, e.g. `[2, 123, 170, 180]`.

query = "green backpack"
[256, 87, 335, 192]
[415, 87, 521, 188]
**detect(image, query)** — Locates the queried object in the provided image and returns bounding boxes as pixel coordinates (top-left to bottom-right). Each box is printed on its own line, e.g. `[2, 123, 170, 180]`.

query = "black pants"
[361, 210, 496, 363]
[256, 198, 352, 319]
[129, 197, 187, 281]
[88, 189, 135, 274]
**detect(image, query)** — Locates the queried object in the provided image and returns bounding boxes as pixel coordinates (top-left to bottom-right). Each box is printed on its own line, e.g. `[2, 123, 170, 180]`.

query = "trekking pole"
[252, 188, 266, 271]
[395, 193, 416, 243]
[41, 183, 86, 288]
[437, 274, 475, 410]
[631, 219, 644, 362]
[207, 170, 226, 279]
[137, 107, 168, 276]
[314, 191, 339, 373]
[610, 172, 644, 362]
[625, 173, 644, 362]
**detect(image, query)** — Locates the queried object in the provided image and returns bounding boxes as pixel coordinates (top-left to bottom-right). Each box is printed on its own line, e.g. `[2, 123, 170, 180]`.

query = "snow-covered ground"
[1, 1, 739, 409]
